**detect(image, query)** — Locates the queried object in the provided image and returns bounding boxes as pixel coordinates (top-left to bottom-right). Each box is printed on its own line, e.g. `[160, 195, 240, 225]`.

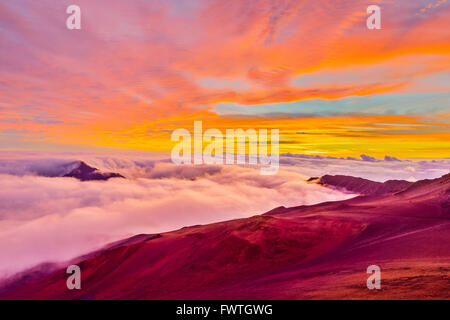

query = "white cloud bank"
[0, 152, 448, 278]
[0, 157, 351, 277]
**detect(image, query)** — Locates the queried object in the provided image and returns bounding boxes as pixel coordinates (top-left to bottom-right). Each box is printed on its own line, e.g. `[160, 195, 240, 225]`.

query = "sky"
[0, 0, 449, 158]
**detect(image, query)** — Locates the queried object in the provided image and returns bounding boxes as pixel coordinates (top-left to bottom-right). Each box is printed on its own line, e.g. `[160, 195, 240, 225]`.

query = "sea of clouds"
[0, 151, 449, 278]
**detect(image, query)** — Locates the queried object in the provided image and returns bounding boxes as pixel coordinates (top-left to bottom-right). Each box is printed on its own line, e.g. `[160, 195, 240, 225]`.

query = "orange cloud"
[0, 0, 448, 158]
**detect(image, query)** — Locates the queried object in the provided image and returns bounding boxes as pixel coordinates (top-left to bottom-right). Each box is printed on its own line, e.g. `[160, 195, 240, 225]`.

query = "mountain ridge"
[308, 174, 413, 195]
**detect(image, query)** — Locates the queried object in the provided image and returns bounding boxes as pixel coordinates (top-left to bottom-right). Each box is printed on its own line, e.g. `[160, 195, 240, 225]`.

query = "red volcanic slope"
[308, 174, 412, 195]
[1, 174, 449, 300]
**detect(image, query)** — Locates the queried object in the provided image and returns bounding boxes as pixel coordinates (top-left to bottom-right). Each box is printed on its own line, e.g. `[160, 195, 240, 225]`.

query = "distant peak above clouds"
[62, 161, 125, 181]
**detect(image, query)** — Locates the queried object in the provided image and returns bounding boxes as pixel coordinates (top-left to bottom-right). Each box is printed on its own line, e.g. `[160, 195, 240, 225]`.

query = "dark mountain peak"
[63, 161, 124, 181]
[70, 161, 96, 174]
[312, 174, 412, 195]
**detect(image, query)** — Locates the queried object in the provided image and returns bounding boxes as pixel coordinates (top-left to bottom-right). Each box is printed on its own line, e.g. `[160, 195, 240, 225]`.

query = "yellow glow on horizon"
[41, 112, 450, 159]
